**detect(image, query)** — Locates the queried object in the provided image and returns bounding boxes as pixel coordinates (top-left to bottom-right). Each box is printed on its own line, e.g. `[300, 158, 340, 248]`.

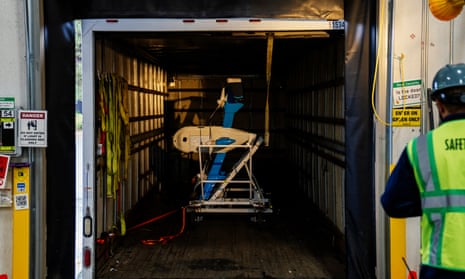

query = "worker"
[381, 63, 465, 279]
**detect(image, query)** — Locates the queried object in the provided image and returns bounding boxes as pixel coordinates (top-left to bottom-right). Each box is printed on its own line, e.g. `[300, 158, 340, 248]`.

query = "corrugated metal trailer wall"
[94, 38, 167, 241]
[285, 39, 345, 232]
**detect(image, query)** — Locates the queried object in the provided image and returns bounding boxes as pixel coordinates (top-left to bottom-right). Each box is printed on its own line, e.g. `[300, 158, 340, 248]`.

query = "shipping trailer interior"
[43, 1, 378, 278]
[78, 18, 347, 279]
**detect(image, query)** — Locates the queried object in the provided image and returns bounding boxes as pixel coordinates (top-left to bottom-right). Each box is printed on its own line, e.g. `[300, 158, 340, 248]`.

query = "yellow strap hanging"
[264, 33, 274, 147]
[98, 73, 107, 133]
[105, 74, 117, 197]
[97, 72, 130, 233]
[120, 81, 131, 179]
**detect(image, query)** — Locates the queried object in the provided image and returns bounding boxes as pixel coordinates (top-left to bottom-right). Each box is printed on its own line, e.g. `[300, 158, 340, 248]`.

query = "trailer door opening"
[77, 18, 346, 279]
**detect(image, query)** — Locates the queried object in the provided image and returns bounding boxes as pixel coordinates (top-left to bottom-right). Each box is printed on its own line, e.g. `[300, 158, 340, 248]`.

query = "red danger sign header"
[20, 112, 46, 119]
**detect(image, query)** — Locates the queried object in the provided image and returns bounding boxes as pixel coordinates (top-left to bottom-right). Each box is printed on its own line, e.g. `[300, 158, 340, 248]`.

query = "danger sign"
[18, 110, 48, 147]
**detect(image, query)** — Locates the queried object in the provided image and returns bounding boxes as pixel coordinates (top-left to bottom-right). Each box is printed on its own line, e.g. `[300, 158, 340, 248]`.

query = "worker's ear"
[435, 101, 449, 120]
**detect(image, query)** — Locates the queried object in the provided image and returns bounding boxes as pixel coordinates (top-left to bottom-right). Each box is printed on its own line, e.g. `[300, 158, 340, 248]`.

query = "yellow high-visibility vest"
[407, 118, 465, 271]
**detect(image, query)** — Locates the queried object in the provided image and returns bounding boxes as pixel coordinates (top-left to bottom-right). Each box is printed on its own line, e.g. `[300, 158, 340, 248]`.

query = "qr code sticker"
[15, 194, 28, 210]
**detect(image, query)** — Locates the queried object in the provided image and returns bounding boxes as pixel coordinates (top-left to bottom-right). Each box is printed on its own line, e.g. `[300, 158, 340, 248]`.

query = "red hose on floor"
[127, 207, 186, 245]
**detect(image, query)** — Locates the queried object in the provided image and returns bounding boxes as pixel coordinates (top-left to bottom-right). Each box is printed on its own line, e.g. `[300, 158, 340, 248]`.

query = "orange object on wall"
[429, 0, 465, 21]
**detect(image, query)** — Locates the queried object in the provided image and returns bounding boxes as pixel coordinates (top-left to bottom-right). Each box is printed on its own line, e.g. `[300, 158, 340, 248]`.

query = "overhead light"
[232, 31, 329, 38]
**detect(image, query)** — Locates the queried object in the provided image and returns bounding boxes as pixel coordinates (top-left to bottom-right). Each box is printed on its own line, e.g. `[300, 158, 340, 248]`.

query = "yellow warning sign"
[392, 106, 421, 127]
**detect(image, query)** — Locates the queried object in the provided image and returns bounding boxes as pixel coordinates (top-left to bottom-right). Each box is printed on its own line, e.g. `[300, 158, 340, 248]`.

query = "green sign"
[0, 97, 15, 109]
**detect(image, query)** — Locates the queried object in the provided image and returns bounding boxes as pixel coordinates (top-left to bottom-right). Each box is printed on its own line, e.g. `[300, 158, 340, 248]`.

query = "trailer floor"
[96, 191, 346, 279]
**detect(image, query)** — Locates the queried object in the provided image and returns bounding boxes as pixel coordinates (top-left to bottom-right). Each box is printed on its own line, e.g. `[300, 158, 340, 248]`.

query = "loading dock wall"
[374, 1, 465, 277]
[0, 1, 29, 277]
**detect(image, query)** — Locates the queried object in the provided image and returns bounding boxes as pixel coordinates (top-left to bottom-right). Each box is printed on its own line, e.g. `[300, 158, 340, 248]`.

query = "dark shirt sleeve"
[381, 149, 422, 218]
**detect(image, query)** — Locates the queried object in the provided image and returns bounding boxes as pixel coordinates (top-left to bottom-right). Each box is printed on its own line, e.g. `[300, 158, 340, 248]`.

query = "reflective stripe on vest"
[423, 194, 465, 209]
[407, 120, 465, 271]
[414, 135, 435, 192]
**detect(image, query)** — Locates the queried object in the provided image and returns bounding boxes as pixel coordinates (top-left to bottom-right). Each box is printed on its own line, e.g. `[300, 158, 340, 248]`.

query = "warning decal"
[0, 154, 10, 188]
[392, 79, 422, 108]
[392, 106, 421, 127]
[0, 109, 16, 152]
[18, 110, 48, 147]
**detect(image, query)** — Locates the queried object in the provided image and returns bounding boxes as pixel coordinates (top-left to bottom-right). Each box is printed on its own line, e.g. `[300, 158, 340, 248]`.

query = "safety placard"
[392, 106, 421, 127]
[0, 97, 16, 153]
[392, 79, 422, 108]
[18, 110, 48, 147]
[0, 97, 15, 109]
[0, 154, 10, 188]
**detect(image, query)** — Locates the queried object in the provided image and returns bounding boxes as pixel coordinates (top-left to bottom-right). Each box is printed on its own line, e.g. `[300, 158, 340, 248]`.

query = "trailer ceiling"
[99, 30, 342, 76]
